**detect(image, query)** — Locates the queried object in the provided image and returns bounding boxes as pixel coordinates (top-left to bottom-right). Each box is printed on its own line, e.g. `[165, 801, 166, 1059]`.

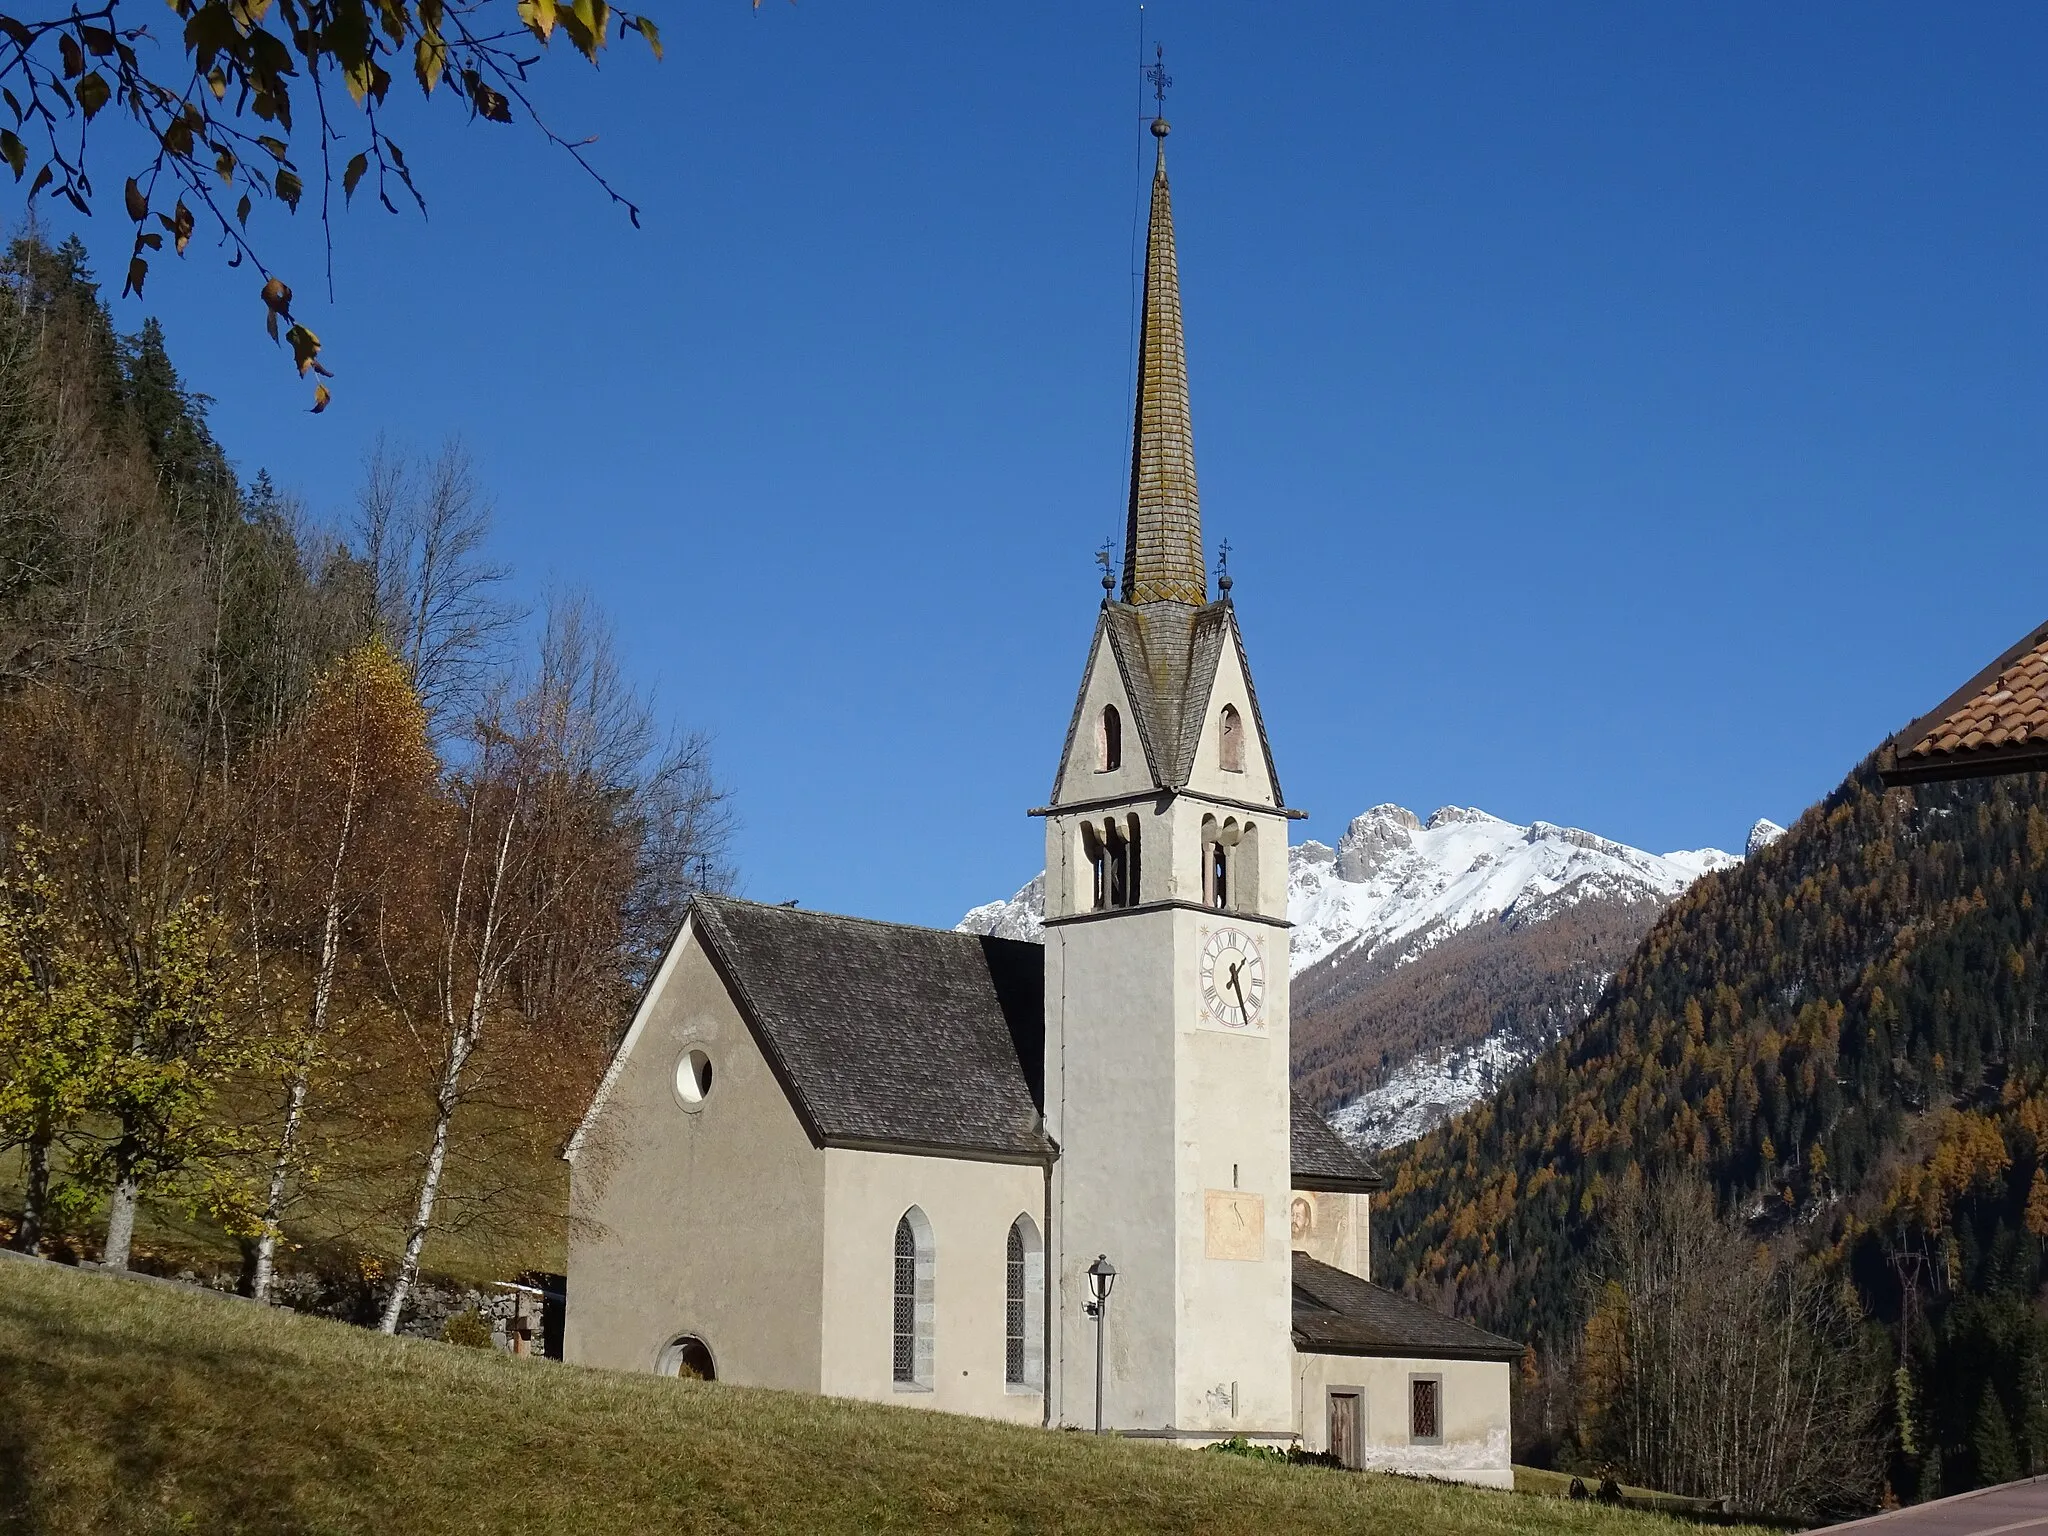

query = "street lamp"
[1085, 1254, 1117, 1435]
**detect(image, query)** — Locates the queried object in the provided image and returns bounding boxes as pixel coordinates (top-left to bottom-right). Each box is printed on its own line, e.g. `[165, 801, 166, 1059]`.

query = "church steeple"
[1121, 114, 1207, 608]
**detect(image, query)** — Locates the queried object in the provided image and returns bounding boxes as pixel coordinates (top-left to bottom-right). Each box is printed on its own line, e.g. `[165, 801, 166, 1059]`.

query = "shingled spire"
[1122, 116, 1208, 608]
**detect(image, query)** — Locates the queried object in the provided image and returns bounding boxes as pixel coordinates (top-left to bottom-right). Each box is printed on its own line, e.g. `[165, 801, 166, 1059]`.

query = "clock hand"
[1228, 961, 1250, 1016]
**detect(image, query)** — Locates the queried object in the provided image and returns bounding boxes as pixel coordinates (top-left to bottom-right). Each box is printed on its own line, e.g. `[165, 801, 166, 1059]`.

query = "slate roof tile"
[692, 897, 1050, 1162]
[1292, 1253, 1523, 1361]
[686, 899, 1374, 1192]
[1291, 1093, 1383, 1191]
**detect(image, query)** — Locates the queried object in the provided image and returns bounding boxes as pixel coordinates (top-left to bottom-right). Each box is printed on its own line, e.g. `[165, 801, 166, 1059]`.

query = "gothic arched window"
[1005, 1215, 1045, 1390]
[893, 1207, 934, 1389]
[1098, 704, 1123, 772]
[1219, 704, 1245, 773]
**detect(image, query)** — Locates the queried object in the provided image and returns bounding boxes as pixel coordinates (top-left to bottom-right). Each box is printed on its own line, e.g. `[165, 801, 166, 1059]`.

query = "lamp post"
[1085, 1253, 1117, 1435]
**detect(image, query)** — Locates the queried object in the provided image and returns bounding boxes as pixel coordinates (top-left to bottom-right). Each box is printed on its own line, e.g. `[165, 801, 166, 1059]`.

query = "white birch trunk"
[252, 789, 355, 1303]
[101, 1178, 139, 1270]
[378, 781, 518, 1335]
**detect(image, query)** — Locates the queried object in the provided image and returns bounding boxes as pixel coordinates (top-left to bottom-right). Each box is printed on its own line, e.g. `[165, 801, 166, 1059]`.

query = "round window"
[674, 1046, 713, 1108]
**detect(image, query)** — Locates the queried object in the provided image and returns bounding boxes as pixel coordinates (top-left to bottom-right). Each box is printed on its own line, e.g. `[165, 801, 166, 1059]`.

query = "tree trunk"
[12, 1132, 50, 1253]
[377, 1023, 475, 1334]
[253, 771, 356, 1304]
[250, 1064, 310, 1302]
[101, 1177, 139, 1270]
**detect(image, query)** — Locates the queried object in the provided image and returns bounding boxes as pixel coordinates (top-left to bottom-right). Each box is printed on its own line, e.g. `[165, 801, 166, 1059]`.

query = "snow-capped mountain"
[961, 804, 1740, 976]
[958, 873, 1045, 942]
[962, 803, 1760, 1153]
[1289, 805, 1738, 975]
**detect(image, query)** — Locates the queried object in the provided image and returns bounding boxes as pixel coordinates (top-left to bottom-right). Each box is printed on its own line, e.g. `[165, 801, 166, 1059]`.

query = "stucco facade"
[566, 918, 827, 1388]
[820, 1147, 1045, 1421]
[1295, 1353, 1515, 1489]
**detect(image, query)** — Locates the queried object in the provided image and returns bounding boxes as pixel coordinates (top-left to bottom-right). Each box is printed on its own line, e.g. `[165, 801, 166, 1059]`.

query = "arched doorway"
[657, 1334, 717, 1381]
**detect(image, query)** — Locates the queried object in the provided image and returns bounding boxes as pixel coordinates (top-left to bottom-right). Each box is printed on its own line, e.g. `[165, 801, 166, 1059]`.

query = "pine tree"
[1974, 1388, 2020, 1489]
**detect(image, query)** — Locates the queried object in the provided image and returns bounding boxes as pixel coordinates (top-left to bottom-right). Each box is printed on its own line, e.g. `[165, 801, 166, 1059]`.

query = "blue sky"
[21, 2, 2048, 925]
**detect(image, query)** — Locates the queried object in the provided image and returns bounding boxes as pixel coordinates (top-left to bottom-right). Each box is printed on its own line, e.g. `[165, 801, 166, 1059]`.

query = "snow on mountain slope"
[1288, 805, 1736, 976]
[960, 805, 1737, 977]
[961, 803, 1746, 1153]
[958, 873, 1045, 942]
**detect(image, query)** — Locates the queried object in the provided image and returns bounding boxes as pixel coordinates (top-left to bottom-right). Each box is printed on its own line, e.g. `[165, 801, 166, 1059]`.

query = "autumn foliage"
[0, 231, 731, 1324]
[1380, 753, 2048, 1504]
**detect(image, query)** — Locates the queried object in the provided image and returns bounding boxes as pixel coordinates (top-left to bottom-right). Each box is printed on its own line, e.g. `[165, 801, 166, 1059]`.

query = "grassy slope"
[0, 1257, 1770, 1536]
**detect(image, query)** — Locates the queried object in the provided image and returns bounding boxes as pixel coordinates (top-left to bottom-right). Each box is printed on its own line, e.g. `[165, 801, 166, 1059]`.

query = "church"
[563, 110, 1520, 1485]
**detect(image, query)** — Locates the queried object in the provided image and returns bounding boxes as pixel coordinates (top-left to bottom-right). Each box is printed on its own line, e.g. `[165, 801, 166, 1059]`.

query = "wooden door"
[1328, 1391, 1360, 1469]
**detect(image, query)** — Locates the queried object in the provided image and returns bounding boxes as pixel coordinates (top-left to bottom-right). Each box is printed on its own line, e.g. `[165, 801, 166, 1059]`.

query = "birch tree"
[243, 640, 434, 1300]
[376, 596, 730, 1332]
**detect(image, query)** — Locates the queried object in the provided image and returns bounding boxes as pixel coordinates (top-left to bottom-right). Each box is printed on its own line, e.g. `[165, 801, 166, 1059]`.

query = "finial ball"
[1218, 571, 1233, 594]
[1151, 117, 1170, 138]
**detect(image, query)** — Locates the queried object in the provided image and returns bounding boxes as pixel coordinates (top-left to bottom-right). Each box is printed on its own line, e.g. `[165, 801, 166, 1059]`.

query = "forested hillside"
[1379, 753, 2048, 1503]
[0, 232, 731, 1324]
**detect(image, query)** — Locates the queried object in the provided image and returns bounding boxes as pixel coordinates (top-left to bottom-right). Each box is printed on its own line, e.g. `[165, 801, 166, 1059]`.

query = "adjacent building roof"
[1291, 1254, 1523, 1362]
[691, 897, 1052, 1164]
[1290, 1093, 1383, 1193]
[1880, 618, 2048, 786]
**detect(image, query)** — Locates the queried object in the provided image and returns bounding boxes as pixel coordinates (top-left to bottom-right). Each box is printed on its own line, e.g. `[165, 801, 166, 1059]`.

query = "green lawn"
[0, 1255, 1778, 1536]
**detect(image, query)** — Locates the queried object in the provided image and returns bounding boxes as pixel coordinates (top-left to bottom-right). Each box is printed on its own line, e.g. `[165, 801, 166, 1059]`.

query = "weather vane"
[1215, 538, 1233, 594]
[1097, 540, 1117, 593]
[1146, 43, 1172, 116]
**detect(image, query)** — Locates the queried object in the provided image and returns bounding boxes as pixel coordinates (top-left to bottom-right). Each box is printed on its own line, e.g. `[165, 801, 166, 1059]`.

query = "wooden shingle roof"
[1880, 619, 2048, 786]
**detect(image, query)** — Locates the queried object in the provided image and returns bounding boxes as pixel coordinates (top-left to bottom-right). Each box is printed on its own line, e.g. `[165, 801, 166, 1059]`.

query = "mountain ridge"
[961, 804, 1761, 1148]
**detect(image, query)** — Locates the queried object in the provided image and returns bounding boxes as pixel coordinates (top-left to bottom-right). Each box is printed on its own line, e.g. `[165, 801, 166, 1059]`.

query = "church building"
[564, 110, 1519, 1485]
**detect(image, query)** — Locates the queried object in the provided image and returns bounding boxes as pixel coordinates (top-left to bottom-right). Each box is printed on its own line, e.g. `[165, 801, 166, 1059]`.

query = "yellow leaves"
[413, 32, 446, 95]
[1885, 1109, 2011, 1234]
[519, 0, 559, 41]
[2027, 1167, 2048, 1240]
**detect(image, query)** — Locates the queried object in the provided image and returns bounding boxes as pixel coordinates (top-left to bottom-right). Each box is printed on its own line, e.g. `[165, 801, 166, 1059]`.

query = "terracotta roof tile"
[1881, 620, 2048, 786]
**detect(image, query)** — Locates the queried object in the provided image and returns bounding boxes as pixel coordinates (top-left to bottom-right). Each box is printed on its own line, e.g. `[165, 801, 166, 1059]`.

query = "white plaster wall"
[1184, 627, 1279, 807]
[818, 1147, 1045, 1423]
[1294, 1353, 1513, 1489]
[566, 929, 826, 1388]
[1043, 907, 1180, 1428]
[1289, 1190, 1370, 1280]
[1043, 882, 1297, 1435]
[1051, 627, 1157, 822]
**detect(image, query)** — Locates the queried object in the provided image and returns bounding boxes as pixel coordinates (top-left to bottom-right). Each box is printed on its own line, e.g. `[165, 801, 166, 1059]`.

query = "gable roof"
[689, 897, 1051, 1163]
[574, 899, 1374, 1190]
[1290, 1094, 1383, 1192]
[1051, 599, 1285, 805]
[1291, 1253, 1522, 1362]
[1880, 618, 2048, 786]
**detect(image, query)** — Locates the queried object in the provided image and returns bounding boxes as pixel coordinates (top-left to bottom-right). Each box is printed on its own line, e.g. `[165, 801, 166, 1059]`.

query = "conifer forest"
[1381, 751, 2048, 1510]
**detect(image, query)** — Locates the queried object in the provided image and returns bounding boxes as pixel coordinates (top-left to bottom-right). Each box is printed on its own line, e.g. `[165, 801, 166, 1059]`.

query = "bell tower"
[1038, 100, 1297, 1442]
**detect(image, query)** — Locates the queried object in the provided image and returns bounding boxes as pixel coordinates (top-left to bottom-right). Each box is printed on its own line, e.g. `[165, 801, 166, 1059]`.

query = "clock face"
[1199, 926, 1267, 1030]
